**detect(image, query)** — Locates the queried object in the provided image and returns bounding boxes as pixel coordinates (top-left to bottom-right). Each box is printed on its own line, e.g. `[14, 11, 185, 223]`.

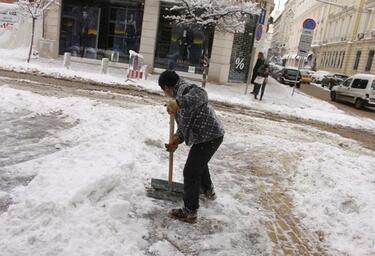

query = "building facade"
[34, 0, 274, 85]
[272, 0, 375, 75]
[314, 0, 375, 75]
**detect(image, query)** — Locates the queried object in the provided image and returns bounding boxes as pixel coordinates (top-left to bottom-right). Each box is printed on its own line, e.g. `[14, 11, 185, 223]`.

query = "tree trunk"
[27, 18, 36, 63]
[201, 48, 209, 88]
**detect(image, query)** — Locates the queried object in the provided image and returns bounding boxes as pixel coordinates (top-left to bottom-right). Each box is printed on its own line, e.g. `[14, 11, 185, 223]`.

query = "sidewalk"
[1, 48, 375, 131]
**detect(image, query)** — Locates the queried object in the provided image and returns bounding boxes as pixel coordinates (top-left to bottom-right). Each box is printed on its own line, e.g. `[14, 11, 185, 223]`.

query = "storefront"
[153, 1, 214, 75]
[59, 0, 144, 63]
[39, 0, 273, 84]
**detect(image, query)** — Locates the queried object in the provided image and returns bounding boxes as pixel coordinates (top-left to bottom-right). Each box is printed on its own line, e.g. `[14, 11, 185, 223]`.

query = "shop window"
[154, 2, 214, 74]
[59, 0, 144, 63]
[365, 50, 374, 72]
[353, 50, 361, 70]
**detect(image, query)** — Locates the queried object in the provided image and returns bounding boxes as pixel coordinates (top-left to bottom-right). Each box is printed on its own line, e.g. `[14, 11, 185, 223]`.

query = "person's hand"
[166, 100, 179, 115]
[165, 143, 178, 152]
[164, 135, 181, 152]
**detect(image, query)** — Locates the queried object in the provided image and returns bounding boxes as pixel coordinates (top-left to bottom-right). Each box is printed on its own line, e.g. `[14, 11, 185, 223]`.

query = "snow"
[17, 0, 58, 18]
[0, 51, 374, 132]
[166, 0, 260, 33]
[0, 86, 272, 255]
[1, 81, 375, 254]
[292, 144, 375, 255]
[1, 49, 375, 254]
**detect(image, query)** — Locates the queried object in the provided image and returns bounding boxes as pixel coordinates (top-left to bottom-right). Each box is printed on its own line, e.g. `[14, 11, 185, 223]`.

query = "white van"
[330, 74, 375, 109]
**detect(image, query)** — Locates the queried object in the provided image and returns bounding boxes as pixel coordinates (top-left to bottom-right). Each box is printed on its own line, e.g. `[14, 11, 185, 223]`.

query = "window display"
[154, 2, 214, 74]
[59, 0, 144, 63]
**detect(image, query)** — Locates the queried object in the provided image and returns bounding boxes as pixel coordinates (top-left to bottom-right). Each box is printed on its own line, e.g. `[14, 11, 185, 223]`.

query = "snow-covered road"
[1, 83, 375, 255]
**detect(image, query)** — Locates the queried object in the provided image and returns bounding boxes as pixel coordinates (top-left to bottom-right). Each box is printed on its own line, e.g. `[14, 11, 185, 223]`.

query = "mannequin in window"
[179, 26, 194, 62]
[125, 13, 137, 52]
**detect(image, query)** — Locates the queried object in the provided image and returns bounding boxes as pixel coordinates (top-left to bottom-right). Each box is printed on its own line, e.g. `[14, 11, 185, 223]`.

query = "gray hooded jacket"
[174, 80, 225, 146]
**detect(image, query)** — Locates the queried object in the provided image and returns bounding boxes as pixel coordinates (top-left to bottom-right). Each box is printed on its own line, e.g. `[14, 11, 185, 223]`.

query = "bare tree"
[16, 0, 58, 63]
[166, 0, 260, 87]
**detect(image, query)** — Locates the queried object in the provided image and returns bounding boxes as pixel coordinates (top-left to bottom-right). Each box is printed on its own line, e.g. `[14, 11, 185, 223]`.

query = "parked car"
[269, 63, 283, 79]
[300, 69, 313, 84]
[322, 73, 349, 90]
[330, 74, 375, 109]
[275, 67, 301, 87]
[312, 70, 331, 84]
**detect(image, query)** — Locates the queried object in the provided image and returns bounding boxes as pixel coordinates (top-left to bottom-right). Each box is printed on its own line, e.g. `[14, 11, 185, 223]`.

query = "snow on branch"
[166, 0, 261, 33]
[16, 0, 59, 19]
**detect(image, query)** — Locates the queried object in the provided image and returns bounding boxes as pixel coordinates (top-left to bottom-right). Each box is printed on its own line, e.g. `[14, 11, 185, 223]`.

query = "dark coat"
[251, 58, 265, 83]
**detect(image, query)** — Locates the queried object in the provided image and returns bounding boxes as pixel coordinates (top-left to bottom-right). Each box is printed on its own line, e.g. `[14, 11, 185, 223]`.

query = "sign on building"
[0, 10, 17, 30]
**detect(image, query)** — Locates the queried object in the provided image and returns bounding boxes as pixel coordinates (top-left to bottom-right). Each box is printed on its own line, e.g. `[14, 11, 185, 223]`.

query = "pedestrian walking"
[250, 52, 265, 94]
[158, 70, 225, 224]
[253, 63, 270, 100]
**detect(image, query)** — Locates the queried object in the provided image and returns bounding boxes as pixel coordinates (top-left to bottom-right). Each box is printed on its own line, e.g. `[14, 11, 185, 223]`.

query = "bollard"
[143, 65, 148, 80]
[63, 52, 71, 69]
[111, 51, 119, 62]
[100, 58, 109, 74]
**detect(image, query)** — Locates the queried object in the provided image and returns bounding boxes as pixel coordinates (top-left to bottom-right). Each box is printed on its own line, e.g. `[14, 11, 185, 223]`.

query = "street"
[1, 71, 375, 255]
[299, 83, 375, 120]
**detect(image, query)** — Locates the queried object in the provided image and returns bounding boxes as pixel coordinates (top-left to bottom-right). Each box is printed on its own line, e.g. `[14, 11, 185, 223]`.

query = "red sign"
[0, 22, 14, 30]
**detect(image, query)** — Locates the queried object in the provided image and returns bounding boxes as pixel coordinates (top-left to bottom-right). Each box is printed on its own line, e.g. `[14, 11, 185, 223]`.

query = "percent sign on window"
[235, 58, 245, 70]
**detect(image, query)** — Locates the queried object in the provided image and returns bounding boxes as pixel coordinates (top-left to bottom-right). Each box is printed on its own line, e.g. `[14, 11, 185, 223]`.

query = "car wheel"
[355, 98, 363, 109]
[330, 91, 337, 101]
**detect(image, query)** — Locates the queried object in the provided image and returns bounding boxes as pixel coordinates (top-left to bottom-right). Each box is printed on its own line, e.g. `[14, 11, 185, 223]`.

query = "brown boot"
[169, 207, 197, 224]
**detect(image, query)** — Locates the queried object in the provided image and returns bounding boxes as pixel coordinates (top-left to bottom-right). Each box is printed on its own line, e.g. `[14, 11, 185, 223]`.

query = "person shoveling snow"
[158, 70, 225, 223]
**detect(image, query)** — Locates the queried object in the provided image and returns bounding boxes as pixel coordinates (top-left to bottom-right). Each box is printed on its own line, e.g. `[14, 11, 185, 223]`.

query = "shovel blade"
[150, 178, 184, 193]
[145, 187, 183, 202]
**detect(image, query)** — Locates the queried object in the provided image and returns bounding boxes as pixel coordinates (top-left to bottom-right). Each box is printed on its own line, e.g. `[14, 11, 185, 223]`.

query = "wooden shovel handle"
[168, 115, 175, 191]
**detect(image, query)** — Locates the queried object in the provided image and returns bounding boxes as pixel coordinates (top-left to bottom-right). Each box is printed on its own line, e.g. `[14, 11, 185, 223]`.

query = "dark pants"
[183, 136, 223, 211]
[254, 81, 267, 100]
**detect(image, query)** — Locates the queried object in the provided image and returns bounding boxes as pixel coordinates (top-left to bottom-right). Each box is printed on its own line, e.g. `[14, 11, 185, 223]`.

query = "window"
[351, 79, 368, 89]
[59, 0, 144, 63]
[342, 78, 352, 87]
[365, 50, 374, 72]
[340, 51, 345, 69]
[326, 52, 330, 67]
[334, 51, 338, 68]
[154, 2, 214, 75]
[353, 50, 361, 70]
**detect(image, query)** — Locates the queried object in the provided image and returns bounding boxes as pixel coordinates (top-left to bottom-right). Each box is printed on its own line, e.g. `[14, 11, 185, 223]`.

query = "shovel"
[146, 115, 184, 201]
